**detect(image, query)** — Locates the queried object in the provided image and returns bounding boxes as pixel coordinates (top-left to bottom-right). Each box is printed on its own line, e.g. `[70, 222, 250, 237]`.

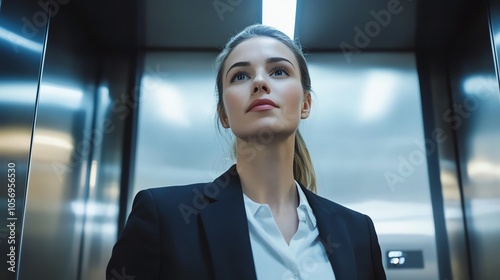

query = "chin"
[232, 125, 297, 143]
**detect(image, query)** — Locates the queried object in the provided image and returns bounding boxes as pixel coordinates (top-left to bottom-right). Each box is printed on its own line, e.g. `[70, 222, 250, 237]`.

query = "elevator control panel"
[386, 250, 424, 269]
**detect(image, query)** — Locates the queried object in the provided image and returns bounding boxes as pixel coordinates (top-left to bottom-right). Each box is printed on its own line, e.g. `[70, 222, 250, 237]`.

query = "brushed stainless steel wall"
[18, 3, 98, 279]
[0, 0, 47, 279]
[4, 2, 131, 280]
[446, 2, 500, 279]
[132, 51, 440, 279]
[132, 52, 226, 200]
[78, 56, 131, 280]
[489, 0, 500, 79]
[305, 53, 439, 280]
[417, 53, 471, 280]
[1, 0, 135, 279]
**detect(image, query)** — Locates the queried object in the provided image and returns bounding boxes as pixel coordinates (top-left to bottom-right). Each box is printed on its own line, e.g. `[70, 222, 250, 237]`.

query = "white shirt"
[243, 181, 336, 280]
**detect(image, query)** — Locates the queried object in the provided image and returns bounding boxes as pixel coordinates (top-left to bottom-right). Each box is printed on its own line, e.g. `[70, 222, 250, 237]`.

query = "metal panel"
[17, 5, 133, 280]
[133, 51, 439, 279]
[304, 53, 438, 280]
[448, 3, 500, 279]
[144, 0, 261, 48]
[296, 0, 416, 50]
[0, 1, 137, 279]
[416, 52, 470, 280]
[17, 3, 98, 280]
[79, 56, 131, 280]
[0, 0, 47, 279]
[133, 52, 227, 204]
[489, 0, 500, 81]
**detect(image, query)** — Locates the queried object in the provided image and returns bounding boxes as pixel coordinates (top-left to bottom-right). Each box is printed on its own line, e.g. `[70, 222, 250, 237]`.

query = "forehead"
[224, 36, 298, 67]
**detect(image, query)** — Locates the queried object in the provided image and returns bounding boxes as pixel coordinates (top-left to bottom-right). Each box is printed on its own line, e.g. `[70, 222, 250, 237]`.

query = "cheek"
[280, 83, 304, 110]
[222, 89, 244, 117]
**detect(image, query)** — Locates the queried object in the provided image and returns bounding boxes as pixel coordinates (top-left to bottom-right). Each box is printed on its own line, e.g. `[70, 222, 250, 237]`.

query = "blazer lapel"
[303, 188, 358, 280]
[199, 165, 257, 280]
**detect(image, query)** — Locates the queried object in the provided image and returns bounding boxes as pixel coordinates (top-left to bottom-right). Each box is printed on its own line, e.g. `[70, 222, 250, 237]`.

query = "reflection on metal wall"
[18, 4, 98, 279]
[489, 0, 500, 82]
[133, 51, 439, 279]
[133, 52, 225, 201]
[0, 0, 47, 279]
[79, 56, 131, 280]
[1, 1, 134, 279]
[448, 3, 500, 279]
[7, 2, 132, 279]
[305, 53, 438, 280]
[417, 53, 470, 280]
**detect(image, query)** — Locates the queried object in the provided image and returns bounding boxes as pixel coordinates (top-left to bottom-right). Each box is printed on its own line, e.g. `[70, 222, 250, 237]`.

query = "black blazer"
[107, 165, 386, 280]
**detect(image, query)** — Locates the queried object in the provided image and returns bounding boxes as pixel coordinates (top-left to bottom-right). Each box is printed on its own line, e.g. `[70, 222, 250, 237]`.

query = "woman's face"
[220, 36, 311, 141]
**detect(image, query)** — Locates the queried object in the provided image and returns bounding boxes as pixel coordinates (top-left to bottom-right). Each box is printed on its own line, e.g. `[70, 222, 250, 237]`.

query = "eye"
[270, 66, 289, 77]
[230, 71, 249, 82]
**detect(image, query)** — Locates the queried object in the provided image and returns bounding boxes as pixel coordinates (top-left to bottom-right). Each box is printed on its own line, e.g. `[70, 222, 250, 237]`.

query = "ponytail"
[294, 130, 316, 193]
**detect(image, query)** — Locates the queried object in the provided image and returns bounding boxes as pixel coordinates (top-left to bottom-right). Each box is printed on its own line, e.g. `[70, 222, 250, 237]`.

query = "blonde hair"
[294, 130, 316, 192]
[215, 24, 317, 192]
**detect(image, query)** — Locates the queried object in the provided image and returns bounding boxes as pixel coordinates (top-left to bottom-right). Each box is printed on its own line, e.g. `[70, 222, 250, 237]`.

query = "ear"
[301, 92, 312, 119]
[217, 105, 230, 128]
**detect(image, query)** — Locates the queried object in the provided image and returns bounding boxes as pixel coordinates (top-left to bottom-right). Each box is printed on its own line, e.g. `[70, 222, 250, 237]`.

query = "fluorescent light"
[262, 0, 297, 39]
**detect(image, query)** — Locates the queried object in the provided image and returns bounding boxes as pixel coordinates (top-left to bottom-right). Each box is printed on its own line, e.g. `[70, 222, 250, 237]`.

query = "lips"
[247, 98, 278, 112]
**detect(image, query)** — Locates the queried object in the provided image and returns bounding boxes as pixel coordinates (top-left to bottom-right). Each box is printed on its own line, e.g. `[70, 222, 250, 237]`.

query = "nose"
[253, 73, 270, 94]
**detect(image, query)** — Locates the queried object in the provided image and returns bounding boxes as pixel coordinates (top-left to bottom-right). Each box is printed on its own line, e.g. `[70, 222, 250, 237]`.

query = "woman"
[107, 24, 386, 280]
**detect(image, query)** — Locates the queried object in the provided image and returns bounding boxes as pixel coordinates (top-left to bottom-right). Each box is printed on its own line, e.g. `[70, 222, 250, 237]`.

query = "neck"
[236, 133, 298, 211]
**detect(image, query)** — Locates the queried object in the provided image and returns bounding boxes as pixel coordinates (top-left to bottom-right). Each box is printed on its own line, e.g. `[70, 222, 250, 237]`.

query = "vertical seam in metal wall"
[75, 54, 103, 280]
[117, 51, 142, 236]
[447, 2, 498, 278]
[415, 52, 453, 280]
[443, 49, 474, 280]
[17, 12, 51, 280]
[116, 0, 143, 237]
[486, 0, 500, 98]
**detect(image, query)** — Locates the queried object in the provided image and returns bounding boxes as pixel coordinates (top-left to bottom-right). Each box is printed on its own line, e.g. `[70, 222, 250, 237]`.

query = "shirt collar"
[243, 191, 262, 217]
[295, 181, 317, 228]
[242, 181, 317, 228]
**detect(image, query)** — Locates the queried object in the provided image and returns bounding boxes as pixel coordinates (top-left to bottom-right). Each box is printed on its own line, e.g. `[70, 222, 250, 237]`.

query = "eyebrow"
[225, 57, 295, 78]
[226, 61, 251, 77]
[266, 57, 295, 68]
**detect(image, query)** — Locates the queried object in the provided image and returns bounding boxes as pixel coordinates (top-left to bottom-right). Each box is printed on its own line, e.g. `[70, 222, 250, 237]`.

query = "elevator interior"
[0, 0, 499, 279]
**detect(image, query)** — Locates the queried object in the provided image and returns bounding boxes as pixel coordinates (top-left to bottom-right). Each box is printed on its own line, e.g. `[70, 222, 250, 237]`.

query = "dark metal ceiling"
[144, 0, 261, 49]
[72, 0, 475, 51]
[296, 0, 417, 50]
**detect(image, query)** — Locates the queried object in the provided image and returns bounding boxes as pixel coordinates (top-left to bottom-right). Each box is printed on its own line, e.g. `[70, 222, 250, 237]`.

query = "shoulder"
[129, 182, 218, 229]
[135, 183, 209, 203]
[146, 183, 208, 197]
